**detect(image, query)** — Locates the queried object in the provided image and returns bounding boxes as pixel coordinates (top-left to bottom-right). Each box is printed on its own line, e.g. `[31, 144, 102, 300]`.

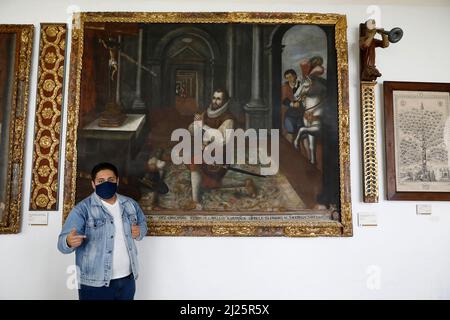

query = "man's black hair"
[284, 69, 297, 78]
[91, 162, 119, 181]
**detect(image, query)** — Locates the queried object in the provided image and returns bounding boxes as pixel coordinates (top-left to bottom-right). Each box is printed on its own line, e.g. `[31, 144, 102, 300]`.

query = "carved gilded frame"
[30, 23, 67, 210]
[63, 12, 351, 237]
[0, 25, 33, 234]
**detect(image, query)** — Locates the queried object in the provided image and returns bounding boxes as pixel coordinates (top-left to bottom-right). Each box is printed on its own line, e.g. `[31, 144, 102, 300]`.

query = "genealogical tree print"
[394, 91, 450, 192]
[398, 103, 447, 180]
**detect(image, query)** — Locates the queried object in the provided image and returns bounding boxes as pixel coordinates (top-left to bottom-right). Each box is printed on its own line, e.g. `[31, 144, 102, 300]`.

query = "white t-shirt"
[101, 198, 131, 279]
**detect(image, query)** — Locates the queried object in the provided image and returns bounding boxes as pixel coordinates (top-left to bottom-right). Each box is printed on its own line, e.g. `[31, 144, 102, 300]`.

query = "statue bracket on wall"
[359, 19, 403, 203]
[359, 19, 403, 82]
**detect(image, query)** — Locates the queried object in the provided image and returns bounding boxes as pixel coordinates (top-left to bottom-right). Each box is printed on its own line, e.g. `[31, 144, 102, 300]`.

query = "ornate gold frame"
[0, 25, 33, 234]
[30, 23, 67, 211]
[63, 12, 352, 237]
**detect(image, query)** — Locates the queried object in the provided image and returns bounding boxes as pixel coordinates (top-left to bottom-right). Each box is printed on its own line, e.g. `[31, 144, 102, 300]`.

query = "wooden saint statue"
[359, 19, 389, 82]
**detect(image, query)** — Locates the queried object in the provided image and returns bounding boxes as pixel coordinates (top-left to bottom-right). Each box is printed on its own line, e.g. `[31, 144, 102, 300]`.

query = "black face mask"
[95, 181, 117, 200]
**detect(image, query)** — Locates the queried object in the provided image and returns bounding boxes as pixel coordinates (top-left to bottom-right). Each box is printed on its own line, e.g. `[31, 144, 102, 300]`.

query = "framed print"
[0, 25, 33, 234]
[63, 12, 352, 237]
[384, 81, 450, 200]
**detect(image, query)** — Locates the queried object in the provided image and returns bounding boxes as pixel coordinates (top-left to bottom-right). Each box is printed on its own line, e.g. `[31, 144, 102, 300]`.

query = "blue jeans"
[78, 273, 135, 300]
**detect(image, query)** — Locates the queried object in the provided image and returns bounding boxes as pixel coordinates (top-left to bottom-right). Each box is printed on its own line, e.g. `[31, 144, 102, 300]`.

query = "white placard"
[29, 212, 48, 225]
[358, 212, 377, 227]
[417, 204, 432, 215]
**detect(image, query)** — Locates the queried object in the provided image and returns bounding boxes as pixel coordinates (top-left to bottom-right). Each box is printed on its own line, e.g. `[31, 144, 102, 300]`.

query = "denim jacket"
[57, 193, 148, 287]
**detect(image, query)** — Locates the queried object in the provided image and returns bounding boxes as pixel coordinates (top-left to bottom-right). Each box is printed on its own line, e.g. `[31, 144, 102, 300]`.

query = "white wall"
[1, 0, 450, 300]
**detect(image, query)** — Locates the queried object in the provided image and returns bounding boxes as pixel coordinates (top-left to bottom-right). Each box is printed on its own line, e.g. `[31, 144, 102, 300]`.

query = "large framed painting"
[64, 12, 351, 237]
[384, 81, 450, 200]
[0, 25, 33, 234]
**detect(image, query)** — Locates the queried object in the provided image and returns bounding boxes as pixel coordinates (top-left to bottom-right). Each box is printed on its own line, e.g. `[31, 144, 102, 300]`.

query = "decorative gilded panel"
[30, 23, 67, 210]
[360, 81, 378, 203]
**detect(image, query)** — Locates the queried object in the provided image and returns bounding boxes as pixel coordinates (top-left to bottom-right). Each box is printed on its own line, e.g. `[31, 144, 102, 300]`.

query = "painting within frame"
[63, 12, 352, 237]
[0, 25, 33, 234]
[384, 81, 450, 201]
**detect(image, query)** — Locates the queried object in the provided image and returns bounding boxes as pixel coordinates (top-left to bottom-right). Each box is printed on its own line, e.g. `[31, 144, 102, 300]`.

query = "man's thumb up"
[67, 228, 86, 249]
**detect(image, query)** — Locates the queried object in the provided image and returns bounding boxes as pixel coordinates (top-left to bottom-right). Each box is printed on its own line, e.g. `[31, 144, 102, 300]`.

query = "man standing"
[281, 69, 304, 143]
[186, 88, 235, 210]
[57, 162, 148, 300]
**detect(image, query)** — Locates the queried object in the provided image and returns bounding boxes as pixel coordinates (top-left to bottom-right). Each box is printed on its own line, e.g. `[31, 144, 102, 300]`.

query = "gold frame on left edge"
[0, 25, 33, 234]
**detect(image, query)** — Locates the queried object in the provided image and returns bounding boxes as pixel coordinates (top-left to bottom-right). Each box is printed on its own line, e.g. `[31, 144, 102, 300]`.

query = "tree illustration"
[398, 103, 446, 179]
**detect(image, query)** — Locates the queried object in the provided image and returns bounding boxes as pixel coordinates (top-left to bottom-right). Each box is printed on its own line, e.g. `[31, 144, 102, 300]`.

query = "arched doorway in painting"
[270, 25, 330, 133]
[269, 24, 340, 209]
[154, 27, 220, 116]
[167, 40, 206, 115]
[174, 69, 198, 115]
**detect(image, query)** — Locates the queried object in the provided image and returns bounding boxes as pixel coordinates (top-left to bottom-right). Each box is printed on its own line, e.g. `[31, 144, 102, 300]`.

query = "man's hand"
[66, 228, 86, 248]
[132, 224, 140, 239]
